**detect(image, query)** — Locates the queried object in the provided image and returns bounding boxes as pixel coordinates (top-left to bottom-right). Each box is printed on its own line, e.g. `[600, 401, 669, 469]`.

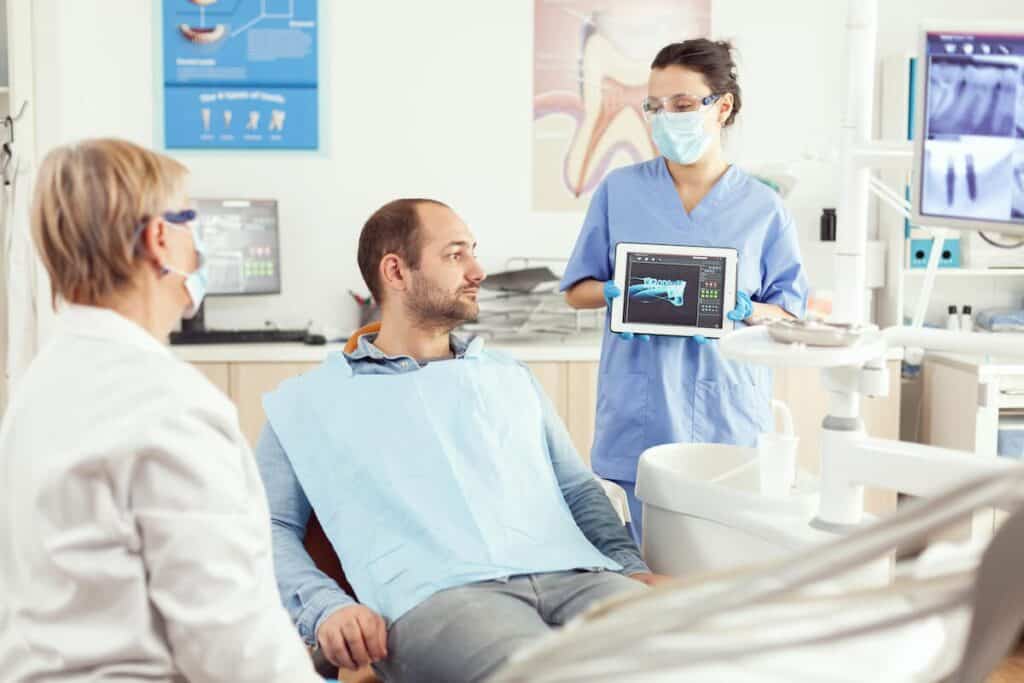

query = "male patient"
[256, 198, 666, 683]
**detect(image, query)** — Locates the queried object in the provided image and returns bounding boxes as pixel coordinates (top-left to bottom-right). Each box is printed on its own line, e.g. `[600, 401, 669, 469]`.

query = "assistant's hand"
[316, 604, 388, 671]
[630, 572, 676, 587]
[693, 292, 754, 346]
[603, 281, 650, 341]
[727, 291, 754, 323]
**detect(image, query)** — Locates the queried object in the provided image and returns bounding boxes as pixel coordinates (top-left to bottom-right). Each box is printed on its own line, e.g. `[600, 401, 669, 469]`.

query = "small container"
[758, 433, 799, 497]
[961, 305, 974, 332]
[758, 401, 799, 497]
[946, 305, 960, 331]
[820, 208, 837, 242]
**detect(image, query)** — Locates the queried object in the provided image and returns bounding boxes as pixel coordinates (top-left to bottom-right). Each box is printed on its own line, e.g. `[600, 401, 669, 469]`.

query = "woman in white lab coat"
[0, 139, 321, 683]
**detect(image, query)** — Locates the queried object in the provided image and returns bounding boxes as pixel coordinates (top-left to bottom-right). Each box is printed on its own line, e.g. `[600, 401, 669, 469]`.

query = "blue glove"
[602, 280, 622, 307]
[727, 291, 754, 323]
[693, 293, 753, 346]
[603, 281, 649, 341]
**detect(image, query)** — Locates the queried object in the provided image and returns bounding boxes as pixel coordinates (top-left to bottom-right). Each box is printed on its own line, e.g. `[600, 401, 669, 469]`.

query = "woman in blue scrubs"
[562, 39, 809, 542]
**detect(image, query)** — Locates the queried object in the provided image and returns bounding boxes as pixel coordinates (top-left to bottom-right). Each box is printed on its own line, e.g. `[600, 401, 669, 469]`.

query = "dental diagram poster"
[533, 0, 709, 211]
[162, 0, 319, 150]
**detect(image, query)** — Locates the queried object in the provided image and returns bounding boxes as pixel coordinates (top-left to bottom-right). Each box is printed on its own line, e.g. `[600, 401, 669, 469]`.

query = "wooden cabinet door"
[230, 363, 319, 447]
[192, 363, 231, 398]
[526, 362, 569, 422]
[774, 361, 902, 515]
[566, 362, 600, 467]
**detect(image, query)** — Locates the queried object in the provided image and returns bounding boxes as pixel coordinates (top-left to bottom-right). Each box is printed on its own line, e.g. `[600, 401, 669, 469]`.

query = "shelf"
[904, 268, 1024, 278]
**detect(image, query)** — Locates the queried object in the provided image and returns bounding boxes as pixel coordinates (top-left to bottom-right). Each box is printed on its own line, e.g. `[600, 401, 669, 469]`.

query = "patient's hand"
[629, 572, 675, 587]
[317, 604, 389, 671]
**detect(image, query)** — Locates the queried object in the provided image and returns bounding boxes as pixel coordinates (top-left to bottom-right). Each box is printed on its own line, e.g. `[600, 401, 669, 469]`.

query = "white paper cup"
[758, 432, 799, 496]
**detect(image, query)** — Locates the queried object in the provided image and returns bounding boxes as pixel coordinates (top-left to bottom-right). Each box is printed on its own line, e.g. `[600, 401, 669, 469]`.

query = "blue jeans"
[606, 478, 643, 545]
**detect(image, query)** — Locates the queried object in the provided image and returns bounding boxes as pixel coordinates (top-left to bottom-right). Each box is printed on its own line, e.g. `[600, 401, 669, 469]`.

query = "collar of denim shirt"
[344, 331, 484, 370]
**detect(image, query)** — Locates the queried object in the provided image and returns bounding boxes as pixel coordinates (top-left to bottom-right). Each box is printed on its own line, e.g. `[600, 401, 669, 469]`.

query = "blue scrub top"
[561, 158, 809, 483]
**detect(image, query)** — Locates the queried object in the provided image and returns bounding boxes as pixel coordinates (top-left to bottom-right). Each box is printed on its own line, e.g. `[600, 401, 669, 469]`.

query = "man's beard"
[405, 273, 479, 329]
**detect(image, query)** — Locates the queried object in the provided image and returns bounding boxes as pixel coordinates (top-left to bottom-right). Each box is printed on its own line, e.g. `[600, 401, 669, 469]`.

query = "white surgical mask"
[162, 223, 209, 319]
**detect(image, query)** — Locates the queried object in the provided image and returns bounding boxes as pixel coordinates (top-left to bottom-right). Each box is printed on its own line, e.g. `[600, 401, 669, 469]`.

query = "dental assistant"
[563, 39, 809, 540]
[0, 139, 320, 682]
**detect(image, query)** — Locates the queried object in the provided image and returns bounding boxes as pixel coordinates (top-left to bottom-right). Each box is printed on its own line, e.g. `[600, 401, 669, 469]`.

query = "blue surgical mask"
[651, 110, 714, 165]
[163, 223, 209, 319]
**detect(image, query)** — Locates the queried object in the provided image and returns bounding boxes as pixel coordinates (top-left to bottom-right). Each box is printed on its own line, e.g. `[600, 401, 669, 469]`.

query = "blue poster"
[162, 0, 318, 150]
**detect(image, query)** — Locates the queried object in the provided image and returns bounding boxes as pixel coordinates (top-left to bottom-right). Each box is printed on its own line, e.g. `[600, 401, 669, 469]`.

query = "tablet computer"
[610, 242, 739, 339]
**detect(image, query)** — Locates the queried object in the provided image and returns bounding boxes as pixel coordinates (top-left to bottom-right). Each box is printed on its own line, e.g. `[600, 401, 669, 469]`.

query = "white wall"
[27, 0, 1024, 334]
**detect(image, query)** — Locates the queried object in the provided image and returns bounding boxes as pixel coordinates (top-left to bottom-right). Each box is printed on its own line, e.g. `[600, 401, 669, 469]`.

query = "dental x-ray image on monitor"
[927, 56, 1017, 137]
[920, 138, 1014, 220]
[1013, 147, 1024, 218]
[912, 27, 1024, 235]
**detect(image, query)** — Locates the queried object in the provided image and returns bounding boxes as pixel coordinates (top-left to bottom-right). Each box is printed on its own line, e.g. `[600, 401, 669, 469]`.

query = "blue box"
[908, 238, 961, 268]
[998, 417, 1024, 460]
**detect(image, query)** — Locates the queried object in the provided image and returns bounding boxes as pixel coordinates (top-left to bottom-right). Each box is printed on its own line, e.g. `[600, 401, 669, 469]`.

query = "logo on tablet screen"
[628, 277, 687, 307]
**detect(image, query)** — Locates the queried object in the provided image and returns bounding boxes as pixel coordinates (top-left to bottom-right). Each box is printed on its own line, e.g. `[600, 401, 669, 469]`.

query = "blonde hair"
[30, 138, 189, 308]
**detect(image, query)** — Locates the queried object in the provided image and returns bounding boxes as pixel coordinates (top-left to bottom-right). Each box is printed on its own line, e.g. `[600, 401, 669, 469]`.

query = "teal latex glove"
[603, 281, 650, 341]
[693, 292, 754, 345]
[727, 291, 755, 323]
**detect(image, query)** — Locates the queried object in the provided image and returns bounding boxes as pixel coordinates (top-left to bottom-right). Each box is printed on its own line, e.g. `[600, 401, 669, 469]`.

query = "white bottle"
[961, 305, 974, 332]
[946, 305, 960, 331]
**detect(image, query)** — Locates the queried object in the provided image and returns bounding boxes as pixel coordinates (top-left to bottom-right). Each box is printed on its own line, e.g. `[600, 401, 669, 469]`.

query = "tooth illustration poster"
[162, 0, 319, 150]
[533, 0, 709, 211]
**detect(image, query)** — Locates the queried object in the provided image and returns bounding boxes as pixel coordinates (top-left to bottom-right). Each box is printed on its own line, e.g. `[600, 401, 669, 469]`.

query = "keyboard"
[170, 329, 311, 345]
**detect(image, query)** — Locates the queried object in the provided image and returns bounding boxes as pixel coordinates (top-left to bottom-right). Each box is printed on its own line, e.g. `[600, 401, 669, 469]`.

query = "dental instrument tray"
[766, 319, 871, 347]
[480, 267, 560, 293]
[610, 242, 739, 339]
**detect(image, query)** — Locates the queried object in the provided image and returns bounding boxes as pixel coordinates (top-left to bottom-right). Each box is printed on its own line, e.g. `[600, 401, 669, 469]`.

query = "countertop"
[927, 353, 1024, 378]
[172, 334, 606, 363]
[172, 334, 906, 365]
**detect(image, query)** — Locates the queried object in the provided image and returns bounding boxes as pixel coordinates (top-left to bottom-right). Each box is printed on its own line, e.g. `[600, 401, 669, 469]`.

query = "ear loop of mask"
[131, 210, 208, 318]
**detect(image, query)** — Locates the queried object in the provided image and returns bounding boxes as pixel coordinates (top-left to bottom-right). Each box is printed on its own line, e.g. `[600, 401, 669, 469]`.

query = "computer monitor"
[912, 25, 1024, 236]
[194, 198, 281, 296]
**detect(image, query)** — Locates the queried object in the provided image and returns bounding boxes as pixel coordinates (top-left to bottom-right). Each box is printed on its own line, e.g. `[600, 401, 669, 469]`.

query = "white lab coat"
[0, 305, 321, 683]
[1, 153, 56, 416]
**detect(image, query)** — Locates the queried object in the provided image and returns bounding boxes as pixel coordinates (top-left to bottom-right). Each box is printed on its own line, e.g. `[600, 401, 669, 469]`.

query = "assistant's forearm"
[565, 279, 607, 310]
[752, 302, 795, 321]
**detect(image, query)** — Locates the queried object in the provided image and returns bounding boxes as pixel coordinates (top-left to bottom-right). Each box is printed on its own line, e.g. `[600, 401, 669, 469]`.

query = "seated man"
[256, 198, 666, 683]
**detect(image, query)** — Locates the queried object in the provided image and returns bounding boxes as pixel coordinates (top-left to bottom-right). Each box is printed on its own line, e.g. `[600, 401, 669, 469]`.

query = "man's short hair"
[357, 198, 449, 303]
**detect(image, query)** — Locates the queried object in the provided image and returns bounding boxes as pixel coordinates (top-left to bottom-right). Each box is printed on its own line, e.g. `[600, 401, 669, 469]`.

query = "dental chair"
[302, 322, 632, 681]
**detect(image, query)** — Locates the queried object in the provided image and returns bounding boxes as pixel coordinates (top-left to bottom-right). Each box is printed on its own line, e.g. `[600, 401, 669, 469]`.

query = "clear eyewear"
[131, 209, 198, 249]
[641, 93, 720, 121]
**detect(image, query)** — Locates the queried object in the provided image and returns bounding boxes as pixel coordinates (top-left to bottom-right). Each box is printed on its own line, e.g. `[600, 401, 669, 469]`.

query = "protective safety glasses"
[131, 209, 198, 249]
[641, 93, 720, 121]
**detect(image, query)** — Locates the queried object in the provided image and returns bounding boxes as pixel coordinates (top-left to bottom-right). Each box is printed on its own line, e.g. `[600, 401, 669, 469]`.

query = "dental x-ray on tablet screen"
[610, 243, 738, 339]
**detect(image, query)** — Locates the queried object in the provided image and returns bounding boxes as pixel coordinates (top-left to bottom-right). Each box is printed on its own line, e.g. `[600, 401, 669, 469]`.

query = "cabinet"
[226, 363, 318, 445]
[193, 363, 230, 398]
[920, 354, 1024, 536]
[774, 361, 902, 515]
[193, 358, 902, 500]
[202, 360, 598, 456]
